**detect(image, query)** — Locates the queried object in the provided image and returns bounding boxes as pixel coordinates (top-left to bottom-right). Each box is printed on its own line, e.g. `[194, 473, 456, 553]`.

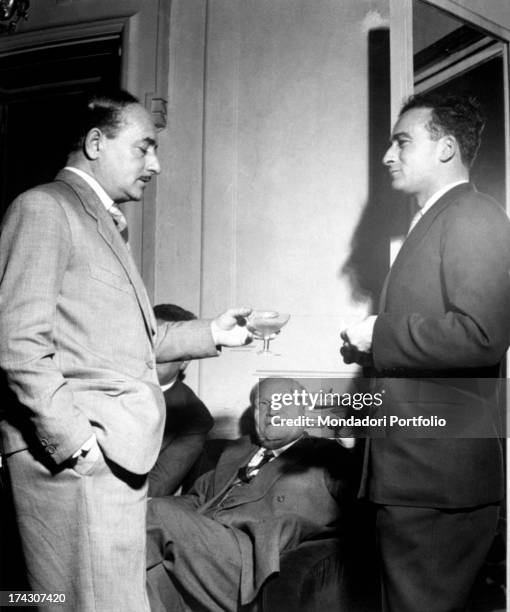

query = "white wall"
[155, 0, 391, 435]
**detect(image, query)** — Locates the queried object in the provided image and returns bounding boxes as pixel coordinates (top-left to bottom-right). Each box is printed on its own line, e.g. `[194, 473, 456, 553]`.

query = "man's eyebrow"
[390, 131, 411, 143]
[141, 137, 158, 147]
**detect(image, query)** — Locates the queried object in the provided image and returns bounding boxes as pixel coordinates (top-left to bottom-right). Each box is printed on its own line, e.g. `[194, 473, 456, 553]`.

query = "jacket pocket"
[88, 264, 132, 294]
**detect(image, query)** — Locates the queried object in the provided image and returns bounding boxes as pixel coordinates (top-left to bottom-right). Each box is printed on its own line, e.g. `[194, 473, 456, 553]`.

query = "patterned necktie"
[238, 449, 274, 483]
[108, 204, 129, 243]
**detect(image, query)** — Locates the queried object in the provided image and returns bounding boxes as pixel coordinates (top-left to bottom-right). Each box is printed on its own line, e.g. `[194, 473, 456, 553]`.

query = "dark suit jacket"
[148, 435, 354, 605]
[362, 183, 510, 507]
[0, 169, 217, 474]
[161, 379, 214, 440]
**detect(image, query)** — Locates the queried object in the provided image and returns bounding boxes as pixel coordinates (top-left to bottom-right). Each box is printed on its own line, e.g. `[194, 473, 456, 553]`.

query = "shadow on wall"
[341, 28, 408, 310]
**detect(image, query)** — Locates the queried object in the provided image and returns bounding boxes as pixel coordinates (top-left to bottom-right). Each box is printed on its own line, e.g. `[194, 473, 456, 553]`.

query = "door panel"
[0, 37, 121, 217]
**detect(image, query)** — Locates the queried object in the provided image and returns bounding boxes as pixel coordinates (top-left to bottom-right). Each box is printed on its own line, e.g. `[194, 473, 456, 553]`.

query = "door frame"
[389, 0, 510, 211]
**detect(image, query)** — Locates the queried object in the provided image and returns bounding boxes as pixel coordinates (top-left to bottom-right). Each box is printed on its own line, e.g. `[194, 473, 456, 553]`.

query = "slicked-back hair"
[154, 303, 197, 323]
[400, 93, 485, 168]
[69, 89, 139, 153]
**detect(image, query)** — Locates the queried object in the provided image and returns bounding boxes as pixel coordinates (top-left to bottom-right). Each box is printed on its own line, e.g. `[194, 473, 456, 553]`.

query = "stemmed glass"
[247, 310, 290, 356]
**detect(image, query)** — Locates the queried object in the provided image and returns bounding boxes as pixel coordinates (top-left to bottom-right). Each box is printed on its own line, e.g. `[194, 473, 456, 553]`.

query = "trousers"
[6, 446, 150, 612]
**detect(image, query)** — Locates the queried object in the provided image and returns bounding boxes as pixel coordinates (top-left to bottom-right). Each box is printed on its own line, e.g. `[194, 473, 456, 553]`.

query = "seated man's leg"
[376, 504, 499, 612]
[148, 433, 205, 498]
[147, 497, 242, 612]
[7, 447, 149, 612]
[147, 563, 186, 612]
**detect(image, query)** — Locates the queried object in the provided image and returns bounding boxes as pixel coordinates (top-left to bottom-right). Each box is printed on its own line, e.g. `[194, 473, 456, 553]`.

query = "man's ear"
[83, 127, 103, 160]
[438, 135, 456, 163]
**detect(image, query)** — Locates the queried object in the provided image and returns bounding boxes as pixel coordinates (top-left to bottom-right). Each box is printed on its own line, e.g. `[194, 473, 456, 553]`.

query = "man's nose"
[382, 143, 396, 166]
[147, 151, 161, 175]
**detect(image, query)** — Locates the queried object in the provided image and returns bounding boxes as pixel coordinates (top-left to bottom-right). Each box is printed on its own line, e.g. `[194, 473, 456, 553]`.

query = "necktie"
[108, 204, 129, 243]
[238, 449, 274, 483]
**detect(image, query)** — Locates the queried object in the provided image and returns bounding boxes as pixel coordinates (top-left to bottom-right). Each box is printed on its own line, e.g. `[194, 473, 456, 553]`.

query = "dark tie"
[238, 449, 274, 483]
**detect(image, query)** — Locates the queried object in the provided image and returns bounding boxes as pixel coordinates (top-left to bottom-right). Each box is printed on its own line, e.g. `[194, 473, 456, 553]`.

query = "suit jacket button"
[46, 445, 56, 454]
[40, 438, 48, 446]
[277, 495, 285, 502]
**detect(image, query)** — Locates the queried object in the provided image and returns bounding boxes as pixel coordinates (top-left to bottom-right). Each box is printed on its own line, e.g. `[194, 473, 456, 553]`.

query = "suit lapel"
[216, 437, 312, 508]
[213, 438, 257, 493]
[241, 441, 306, 501]
[55, 170, 157, 343]
[195, 439, 257, 514]
[380, 183, 474, 312]
[378, 271, 391, 312]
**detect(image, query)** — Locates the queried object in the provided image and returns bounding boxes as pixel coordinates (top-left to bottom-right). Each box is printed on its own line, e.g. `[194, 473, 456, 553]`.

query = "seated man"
[148, 304, 214, 498]
[146, 378, 355, 612]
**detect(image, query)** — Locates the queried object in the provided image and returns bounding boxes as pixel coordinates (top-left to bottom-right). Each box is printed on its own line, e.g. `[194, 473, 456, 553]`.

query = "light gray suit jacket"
[0, 169, 217, 474]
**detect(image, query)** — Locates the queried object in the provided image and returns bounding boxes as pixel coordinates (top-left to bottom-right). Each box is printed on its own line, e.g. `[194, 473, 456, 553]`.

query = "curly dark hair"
[69, 89, 139, 152]
[400, 93, 485, 168]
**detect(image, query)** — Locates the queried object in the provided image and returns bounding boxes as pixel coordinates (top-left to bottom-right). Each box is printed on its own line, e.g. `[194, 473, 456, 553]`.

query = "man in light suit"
[148, 303, 214, 498]
[146, 378, 355, 612]
[0, 90, 251, 611]
[341, 94, 510, 611]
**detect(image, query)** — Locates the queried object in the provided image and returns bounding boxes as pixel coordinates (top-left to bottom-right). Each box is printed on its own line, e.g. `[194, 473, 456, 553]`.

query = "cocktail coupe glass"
[247, 311, 290, 356]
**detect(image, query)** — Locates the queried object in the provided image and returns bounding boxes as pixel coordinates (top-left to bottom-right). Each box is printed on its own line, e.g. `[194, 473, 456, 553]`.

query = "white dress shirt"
[64, 166, 114, 210]
[408, 180, 469, 235]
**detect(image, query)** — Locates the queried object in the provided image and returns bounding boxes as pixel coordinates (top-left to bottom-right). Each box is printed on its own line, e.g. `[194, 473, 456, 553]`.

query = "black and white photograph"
[0, 1, 508, 611]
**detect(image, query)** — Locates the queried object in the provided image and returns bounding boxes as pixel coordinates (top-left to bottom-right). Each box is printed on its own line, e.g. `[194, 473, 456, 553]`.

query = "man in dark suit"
[0, 90, 251, 611]
[146, 377, 354, 612]
[341, 94, 510, 611]
[148, 304, 214, 498]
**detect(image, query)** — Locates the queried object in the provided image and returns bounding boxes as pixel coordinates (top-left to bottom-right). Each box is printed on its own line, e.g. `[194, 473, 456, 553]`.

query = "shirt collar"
[271, 437, 300, 457]
[252, 436, 301, 463]
[419, 180, 469, 216]
[160, 379, 177, 393]
[64, 166, 114, 212]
